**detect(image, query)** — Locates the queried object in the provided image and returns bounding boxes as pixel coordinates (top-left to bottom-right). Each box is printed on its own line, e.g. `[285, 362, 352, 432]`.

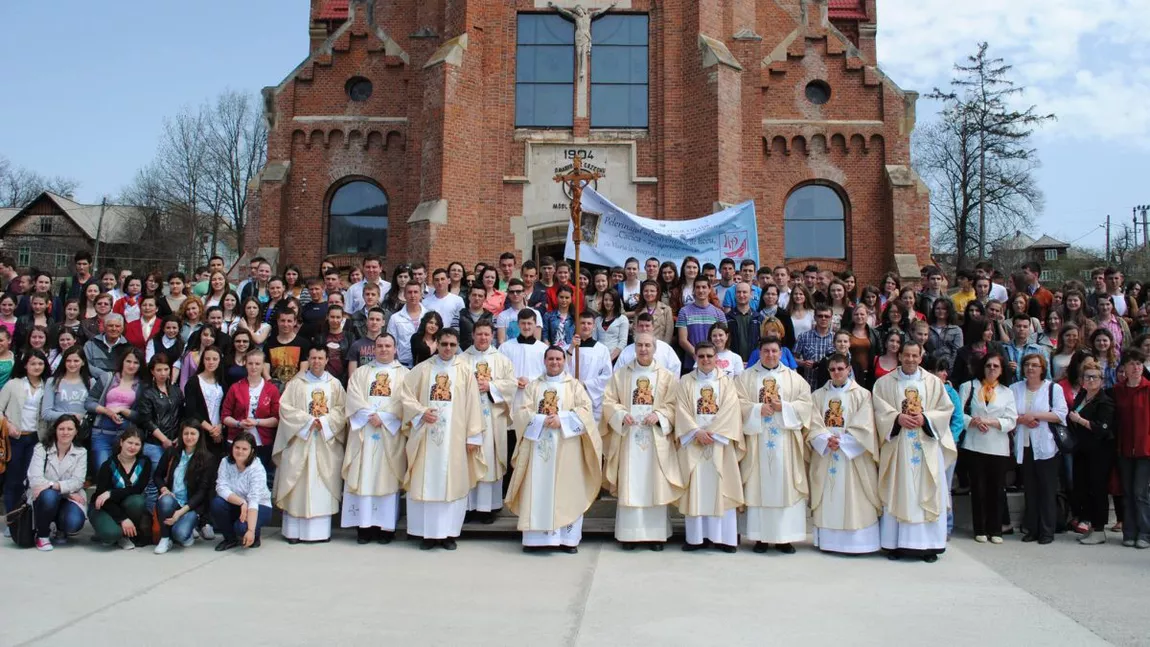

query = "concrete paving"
[3, 526, 1142, 647]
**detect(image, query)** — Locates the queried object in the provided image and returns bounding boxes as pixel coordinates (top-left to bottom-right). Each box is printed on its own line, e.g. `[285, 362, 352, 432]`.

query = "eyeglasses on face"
[1083, 374, 1102, 381]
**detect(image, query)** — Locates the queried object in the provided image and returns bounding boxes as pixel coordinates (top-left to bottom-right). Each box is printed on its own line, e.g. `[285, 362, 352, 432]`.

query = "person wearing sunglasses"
[807, 352, 881, 555]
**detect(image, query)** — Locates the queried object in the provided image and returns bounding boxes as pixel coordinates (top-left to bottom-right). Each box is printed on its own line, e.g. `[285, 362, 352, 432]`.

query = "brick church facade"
[253, 0, 930, 284]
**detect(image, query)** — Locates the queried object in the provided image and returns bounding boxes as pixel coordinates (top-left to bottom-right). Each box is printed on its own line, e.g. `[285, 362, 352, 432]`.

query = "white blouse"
[958, 380, 1018, 457]
[1010, 380, 1068, 463]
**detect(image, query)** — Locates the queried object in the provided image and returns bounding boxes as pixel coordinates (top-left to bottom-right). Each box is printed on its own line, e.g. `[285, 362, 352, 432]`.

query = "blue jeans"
[156, 494, 198, 543]
[33, 488, 86, 539]
[90, 429, 120, 476]
[3, 434, 37, 514]
[210, 495, 271, 541]
[141, 443, 164, 513]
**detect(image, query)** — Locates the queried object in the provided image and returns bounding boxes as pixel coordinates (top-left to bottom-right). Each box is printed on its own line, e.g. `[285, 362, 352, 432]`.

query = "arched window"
[784, 184, 846, 259]
[328, 180, 389, 255]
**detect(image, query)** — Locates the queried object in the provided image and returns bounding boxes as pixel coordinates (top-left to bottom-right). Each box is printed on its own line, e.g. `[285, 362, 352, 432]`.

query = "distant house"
[992, 231, 1071, 281]
[0, 192, 153, 272]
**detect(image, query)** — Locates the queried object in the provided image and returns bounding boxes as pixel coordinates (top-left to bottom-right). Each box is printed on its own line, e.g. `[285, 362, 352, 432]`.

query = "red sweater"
[221, 379, 281, 447]
[1112, 377, 1150, 458]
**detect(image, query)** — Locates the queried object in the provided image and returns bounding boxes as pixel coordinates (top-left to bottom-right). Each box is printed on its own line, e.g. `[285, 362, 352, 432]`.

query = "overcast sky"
[1, 0, 1146, 253]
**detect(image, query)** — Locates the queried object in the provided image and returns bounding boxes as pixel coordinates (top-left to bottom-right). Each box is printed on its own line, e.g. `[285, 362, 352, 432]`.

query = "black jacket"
[455, 307, 493, 351]
[183, 376, 228, 459]
[1071, 389, 1115, 452]
[136, 384, 185, 444]
[152, 446, 215, 513]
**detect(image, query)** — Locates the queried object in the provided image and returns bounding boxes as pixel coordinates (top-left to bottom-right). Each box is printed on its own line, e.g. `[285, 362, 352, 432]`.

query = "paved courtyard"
[3, 526, 1145, 647]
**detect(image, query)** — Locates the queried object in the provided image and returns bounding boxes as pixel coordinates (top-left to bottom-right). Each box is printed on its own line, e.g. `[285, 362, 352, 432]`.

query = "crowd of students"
[1, 248, 1148, 555]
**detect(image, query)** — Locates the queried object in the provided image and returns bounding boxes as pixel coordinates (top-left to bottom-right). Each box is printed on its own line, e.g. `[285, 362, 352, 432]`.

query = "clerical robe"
[674, 370, 744, 546]
[806, 379, 882, 553]
[462, 345, 518, 512]
[498, 337, 547, 408]
[273, 370, 348, 541]
[566, 340, 612, 421]
[505, 373, 602, 547]
[872, 369, 957, 554]
[602, 361, 683, 542]
[341, 360, 408, 530]
[736, 363, 813, 544]
[399, 355, 486, 539]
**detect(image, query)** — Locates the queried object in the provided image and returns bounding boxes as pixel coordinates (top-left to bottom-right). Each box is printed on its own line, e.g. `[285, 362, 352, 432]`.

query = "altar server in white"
[461, 320, 518, 523]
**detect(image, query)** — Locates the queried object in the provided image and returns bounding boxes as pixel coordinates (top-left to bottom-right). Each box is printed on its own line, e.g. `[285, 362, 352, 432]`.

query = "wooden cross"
[552, 154, 602, 376]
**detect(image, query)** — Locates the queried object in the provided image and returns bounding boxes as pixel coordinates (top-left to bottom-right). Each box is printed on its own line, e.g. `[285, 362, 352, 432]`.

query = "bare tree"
[204, 90, 267, 255]
[0, 154, 80, 207]
[919, 42, 1055, 271]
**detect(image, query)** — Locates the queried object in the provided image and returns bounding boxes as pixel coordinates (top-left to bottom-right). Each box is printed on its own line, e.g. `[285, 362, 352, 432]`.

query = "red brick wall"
[255, 0, 930, 286]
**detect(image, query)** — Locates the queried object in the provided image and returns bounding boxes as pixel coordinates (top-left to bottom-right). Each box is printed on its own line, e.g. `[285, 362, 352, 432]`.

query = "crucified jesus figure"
[549, 2, 617, 82]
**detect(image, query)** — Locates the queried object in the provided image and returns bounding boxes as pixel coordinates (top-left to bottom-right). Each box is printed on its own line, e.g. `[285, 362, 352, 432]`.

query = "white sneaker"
[989, 536, 1004, 545]
[199, 524, 215, 540]
[179, 536, 195, 548]
[974, 535, 988, 543]
[118, 538, 136, 550]
[35, 537, 54, 551]
[2, 526, 10, 538]
[154, 538, 172, 554]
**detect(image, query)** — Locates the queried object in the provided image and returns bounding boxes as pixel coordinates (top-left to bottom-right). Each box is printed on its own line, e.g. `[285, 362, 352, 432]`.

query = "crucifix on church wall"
[548, 1, 617, 118]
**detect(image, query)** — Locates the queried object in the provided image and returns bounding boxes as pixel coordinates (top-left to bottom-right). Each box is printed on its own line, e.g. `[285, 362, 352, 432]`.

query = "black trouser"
[1022, 447, 1060, 541]
[1073, 442, 1113, 531]
[1118, 456, 1150, 542]
[966, 450, 1008, 537]
[503, 429, 517, 494]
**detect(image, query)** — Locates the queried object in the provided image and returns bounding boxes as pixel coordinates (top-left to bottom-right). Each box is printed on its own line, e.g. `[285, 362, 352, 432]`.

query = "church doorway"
[531, 225, 568, 263]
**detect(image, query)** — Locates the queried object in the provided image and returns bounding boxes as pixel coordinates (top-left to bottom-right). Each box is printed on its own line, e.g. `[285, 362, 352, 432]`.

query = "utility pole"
[1136, 205, 1150, 250]
[93, 197, 108, 269]
[1106, 214, 1111, 262]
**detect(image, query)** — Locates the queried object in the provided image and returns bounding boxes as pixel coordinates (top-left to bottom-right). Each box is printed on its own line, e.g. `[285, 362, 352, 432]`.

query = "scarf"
[980, 380, 998, 405]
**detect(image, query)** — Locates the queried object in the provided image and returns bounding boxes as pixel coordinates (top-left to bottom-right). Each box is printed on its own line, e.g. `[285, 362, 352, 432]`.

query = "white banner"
[564, 188, 759, 268]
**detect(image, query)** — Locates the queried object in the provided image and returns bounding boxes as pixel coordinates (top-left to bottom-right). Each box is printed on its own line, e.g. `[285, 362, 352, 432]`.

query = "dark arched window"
[784, 184, 846, 259]
[328, 180, 389, 255]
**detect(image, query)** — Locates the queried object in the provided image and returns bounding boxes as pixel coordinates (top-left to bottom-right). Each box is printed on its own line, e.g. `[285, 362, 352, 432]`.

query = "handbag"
[1048, 383, 1076, 454]
[6, 450, 47, 548]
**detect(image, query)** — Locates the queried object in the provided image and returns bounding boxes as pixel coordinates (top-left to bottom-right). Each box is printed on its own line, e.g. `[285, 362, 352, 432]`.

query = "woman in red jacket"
[220, 348, 281, 487]
[124, 295, 162, 351]
[1112, 349, 1150, 549]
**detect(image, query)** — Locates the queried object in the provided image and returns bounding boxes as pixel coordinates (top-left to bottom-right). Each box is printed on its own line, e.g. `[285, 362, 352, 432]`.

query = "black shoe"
[717, 544, 737, 554]
[559, 545, 578, 554]
[1021, 534, 1038, 543]
[752, 542, 769, 554]
[250, 536, 261, 549]
[377, 530, 395, 545]
[1038, 536, 1054, 545]
[775, 543, 796, 554]
[682, 542, 704, 552]
[420, 539, 436, 550]
[357, 529, 372, 545]
[1001, 527, 1015, 536]
[649, 542, 663, 552]
[285, 537, 301, 545]
[523, 546, 544, 554]
[215, 539, 239, 552]
[620, 542, 636, 551]
[442, 538, 457, 551]
[922, 554, 939, 563]
[887, 550, 901, 561]
[463, 511, 480, 524]
[480, 512, 497, 525]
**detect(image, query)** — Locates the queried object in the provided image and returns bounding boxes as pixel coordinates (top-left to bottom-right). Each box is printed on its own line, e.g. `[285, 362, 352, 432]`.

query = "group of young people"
[1, 250, 1148, 557]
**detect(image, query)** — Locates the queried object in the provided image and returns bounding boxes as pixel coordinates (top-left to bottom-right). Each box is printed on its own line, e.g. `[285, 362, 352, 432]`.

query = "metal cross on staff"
[553, 154, 602, 376]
